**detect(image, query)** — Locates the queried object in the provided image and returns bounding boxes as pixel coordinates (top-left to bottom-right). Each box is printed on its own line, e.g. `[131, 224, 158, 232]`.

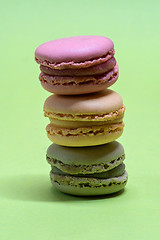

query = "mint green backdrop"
[1, 0, 160, 239]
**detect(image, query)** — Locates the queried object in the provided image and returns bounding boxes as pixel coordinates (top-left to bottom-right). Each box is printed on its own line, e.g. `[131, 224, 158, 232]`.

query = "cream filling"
[44, 106, 125, 122]
[49, 118, 123, 128]
[46, 122, 124, 137]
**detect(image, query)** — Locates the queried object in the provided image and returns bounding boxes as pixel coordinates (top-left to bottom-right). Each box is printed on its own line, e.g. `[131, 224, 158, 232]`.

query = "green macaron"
[47, 141, 128, 196]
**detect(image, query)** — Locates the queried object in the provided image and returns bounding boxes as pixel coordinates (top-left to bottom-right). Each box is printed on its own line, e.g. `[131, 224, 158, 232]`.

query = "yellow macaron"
[43, 89, 125, 147]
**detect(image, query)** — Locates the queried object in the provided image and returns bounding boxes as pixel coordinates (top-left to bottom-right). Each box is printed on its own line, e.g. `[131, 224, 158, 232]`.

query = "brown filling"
[39, 65, 118, 86]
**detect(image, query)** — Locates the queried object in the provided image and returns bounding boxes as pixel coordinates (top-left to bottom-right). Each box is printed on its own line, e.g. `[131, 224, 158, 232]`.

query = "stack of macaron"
[35, 36, 128, 196]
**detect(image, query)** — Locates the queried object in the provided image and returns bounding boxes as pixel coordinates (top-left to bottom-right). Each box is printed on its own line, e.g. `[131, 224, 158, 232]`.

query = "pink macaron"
[35, 36, 119, 95]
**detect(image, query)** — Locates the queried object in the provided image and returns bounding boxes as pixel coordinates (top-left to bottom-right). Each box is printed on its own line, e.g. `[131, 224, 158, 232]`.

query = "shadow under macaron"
[0, 174, 126, 203]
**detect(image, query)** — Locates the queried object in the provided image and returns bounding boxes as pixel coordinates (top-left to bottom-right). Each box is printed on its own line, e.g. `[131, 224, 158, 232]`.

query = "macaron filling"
[39, 64, 119, 86]
[40, 57, 116, 76]
[51, 171, 128, 188]
[49, 118, 123, 128]
[47, 153, 125, 174]
[44, 105, 125, 122]
[51, 163, 125, 179]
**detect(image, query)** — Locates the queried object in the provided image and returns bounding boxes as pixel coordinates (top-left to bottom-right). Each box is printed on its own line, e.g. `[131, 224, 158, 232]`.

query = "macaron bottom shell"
[40, 63, 119, 95]
[50, 170, 128, 196]
[40, 73, 118, 95]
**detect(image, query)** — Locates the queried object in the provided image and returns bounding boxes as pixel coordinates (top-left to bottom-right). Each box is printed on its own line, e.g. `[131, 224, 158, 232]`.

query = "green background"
[1, 0, 160, 239]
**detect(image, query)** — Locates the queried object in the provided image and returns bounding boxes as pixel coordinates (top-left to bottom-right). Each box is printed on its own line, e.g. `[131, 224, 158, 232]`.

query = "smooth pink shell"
[35, 36, 114, 64]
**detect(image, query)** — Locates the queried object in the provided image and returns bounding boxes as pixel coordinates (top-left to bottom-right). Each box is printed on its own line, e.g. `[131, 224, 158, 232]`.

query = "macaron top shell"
[35, 36, 114, 69]
[47, 141, 124, 165]
[44, 89, 123, 115]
